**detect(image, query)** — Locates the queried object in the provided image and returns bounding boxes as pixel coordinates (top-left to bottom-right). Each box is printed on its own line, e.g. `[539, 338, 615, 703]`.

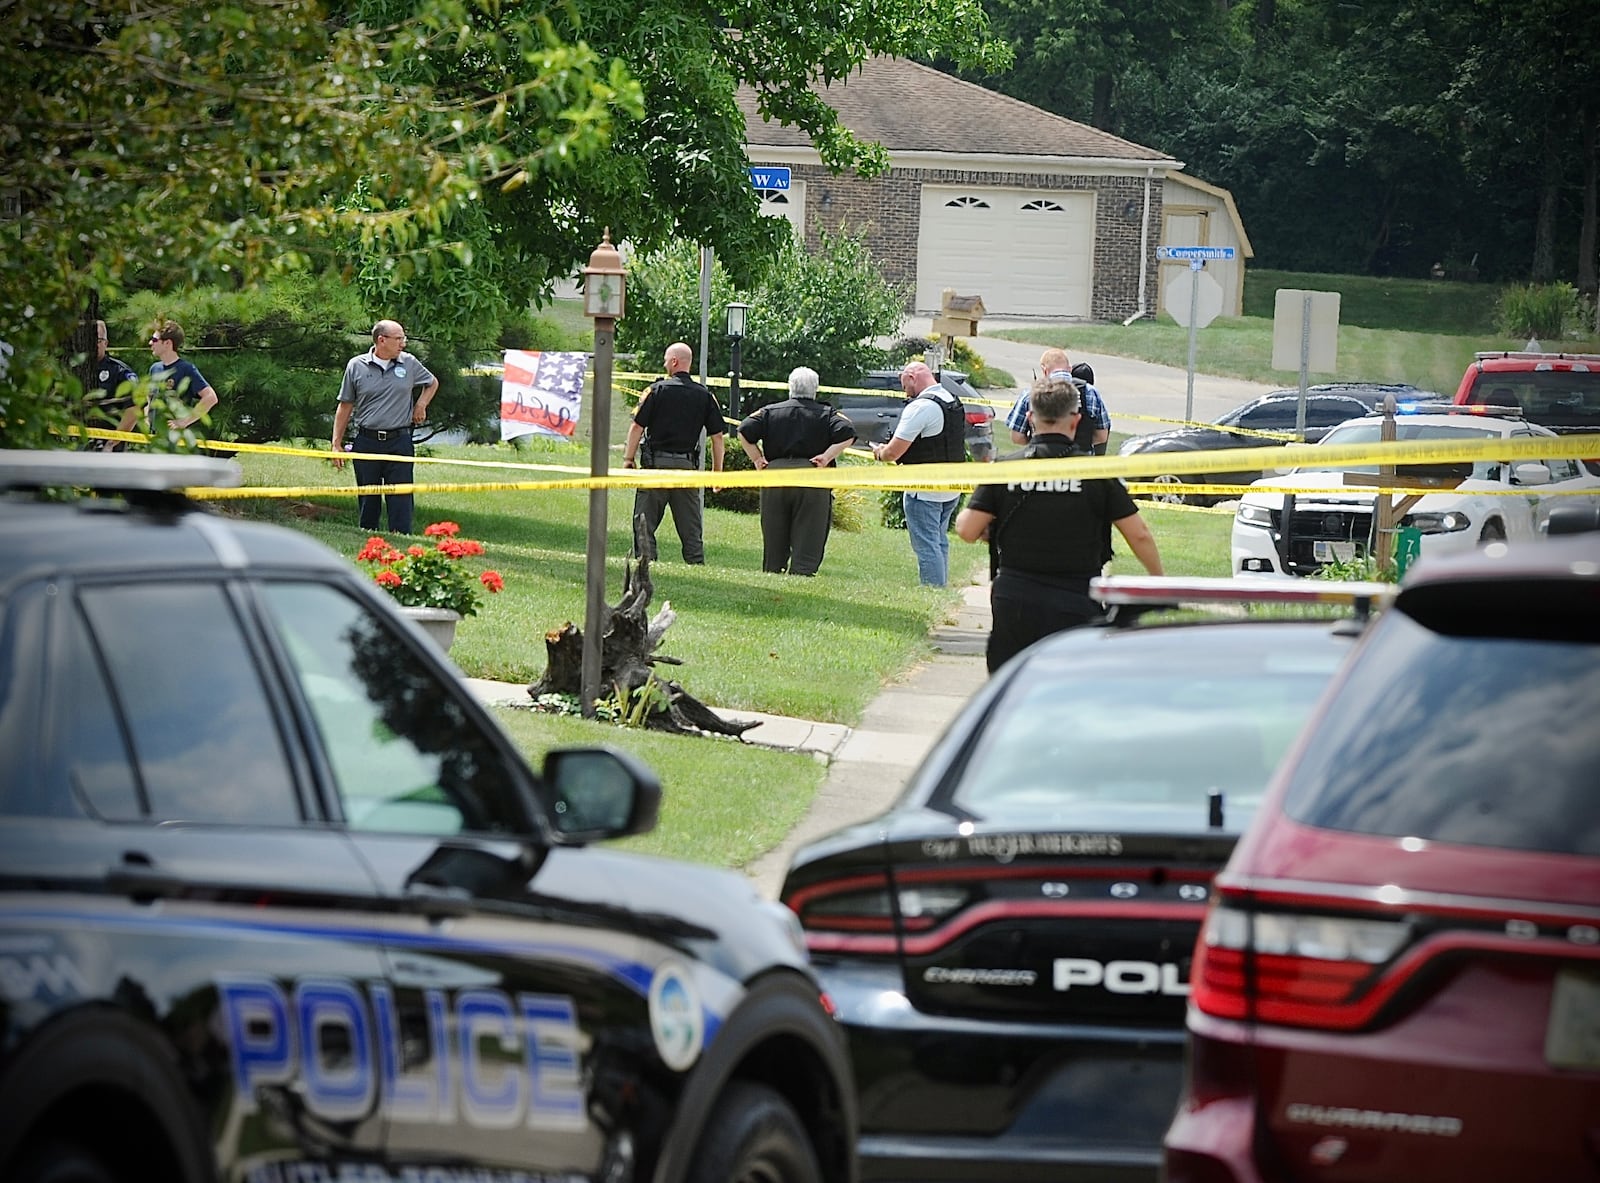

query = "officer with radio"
[958, 376, 1163, 671]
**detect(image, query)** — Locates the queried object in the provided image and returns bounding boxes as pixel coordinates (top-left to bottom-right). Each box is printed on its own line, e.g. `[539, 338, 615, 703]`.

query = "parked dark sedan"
[1118, 384, 1430, 504]
[828, 369, 997, 460]
[780, 577, 1387, 1182]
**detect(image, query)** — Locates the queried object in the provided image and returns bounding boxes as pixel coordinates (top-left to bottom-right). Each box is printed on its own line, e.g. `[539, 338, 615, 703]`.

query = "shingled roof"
[739, 56, 1176, 165]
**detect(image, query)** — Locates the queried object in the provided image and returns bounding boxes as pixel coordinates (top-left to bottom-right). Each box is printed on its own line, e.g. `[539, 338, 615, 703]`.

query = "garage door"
[916, 186, 1094, 317]
[758, 182, 805, 238]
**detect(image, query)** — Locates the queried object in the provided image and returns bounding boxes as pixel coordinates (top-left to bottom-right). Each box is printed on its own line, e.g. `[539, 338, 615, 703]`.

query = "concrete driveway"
[893, 315, 1281, 439]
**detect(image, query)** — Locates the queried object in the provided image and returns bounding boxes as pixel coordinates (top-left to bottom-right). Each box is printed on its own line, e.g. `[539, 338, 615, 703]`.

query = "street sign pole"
[1295, 293, 1311, 441]
[1156, 245, 1235, 426]
[1185, 261, 1201, 424]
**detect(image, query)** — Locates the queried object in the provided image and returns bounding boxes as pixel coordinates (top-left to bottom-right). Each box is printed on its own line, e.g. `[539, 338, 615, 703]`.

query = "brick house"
[739, 57, 1252, 321]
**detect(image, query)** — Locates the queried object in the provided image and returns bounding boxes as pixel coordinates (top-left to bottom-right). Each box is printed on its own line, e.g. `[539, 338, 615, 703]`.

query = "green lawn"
[227, 444, 1228, 868]
[994, 269, 1599, 397]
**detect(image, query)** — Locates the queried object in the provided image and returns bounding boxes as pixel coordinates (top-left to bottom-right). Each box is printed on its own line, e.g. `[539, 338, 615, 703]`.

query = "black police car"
[0, 452, 856, 1183]
[779, 577, 1389, 1181]
[1118, 384, 1431, 504]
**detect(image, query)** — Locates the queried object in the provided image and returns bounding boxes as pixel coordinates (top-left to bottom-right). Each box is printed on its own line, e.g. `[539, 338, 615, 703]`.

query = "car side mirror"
[1511, 462, 1551, 487]
[539, 746, 662, 844]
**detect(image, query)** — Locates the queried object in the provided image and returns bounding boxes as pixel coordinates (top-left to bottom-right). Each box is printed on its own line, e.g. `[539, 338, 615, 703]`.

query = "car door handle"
[404, 881, 475, 918]
[105, 853, 182, 902]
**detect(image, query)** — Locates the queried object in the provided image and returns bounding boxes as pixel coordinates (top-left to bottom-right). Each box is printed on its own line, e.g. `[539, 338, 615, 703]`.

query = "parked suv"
[1164, 537, 1600, 1183]
[832, 369, 996, 460]
[0, 451, 856, 1183]
[1453, 350, 1600, 472]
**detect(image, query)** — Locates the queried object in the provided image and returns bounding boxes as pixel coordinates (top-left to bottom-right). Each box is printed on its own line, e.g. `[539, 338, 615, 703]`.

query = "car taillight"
[966, 409, 992, 426]
[1191, 902, 1408, 1028]
[785, 876, 972, 952]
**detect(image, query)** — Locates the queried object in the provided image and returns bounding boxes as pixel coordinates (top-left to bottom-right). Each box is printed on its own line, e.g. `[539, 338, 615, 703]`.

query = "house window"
[759, 190, 790, 207]
[945, 196, 991, 209]
[1021, 199, 1065, 213]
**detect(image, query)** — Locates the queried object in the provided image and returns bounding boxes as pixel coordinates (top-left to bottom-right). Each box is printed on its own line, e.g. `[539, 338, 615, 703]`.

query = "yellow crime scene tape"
[61, 424, 1596, 505]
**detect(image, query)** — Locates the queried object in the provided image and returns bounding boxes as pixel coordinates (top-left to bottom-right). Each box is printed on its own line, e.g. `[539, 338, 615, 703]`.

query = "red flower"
[356, 536, 389, 562]
[353, 528, 505, 617]
[407, 544, 426, 557]
[480, 570, 504, 593]
[424, 521, 460, 538]
[375, 569, 402, 588]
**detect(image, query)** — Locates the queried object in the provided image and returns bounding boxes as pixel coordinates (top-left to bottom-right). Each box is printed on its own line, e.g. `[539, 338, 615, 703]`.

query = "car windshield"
[947, 631, 1348, 828]
[1469, 369, 1600, 427]
[1295, 422, 1499, 476]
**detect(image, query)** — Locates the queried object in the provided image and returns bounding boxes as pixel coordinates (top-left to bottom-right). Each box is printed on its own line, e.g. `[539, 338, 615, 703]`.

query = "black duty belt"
[358, 427, 411, 441]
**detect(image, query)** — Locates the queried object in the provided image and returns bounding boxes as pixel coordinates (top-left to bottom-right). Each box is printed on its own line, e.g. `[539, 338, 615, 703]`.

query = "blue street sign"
[1156, 245, 1236, 261]
[748, 166, 791, 191]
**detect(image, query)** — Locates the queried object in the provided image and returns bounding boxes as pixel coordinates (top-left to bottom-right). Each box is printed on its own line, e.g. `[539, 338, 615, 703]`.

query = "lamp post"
[579, 228, 626, 718]
[725, 301, 751, 419]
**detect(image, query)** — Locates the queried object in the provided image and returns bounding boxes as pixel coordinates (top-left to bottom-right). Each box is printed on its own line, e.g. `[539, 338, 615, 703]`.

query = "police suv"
[0, 452, 856, 1183]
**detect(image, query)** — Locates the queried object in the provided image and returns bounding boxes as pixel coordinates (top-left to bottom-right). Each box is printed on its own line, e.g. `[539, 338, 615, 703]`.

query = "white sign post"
[1158, 246, 1235, 423]
[1271, 289, 1341, 440]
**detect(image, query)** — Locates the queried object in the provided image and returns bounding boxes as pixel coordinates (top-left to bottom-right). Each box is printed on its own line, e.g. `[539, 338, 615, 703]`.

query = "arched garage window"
[945, 196, 991, 209]
[1021, 199, 1065, 213]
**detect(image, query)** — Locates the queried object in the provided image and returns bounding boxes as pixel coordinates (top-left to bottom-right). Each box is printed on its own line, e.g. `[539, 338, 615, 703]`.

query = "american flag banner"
[500, 349, 588, 442]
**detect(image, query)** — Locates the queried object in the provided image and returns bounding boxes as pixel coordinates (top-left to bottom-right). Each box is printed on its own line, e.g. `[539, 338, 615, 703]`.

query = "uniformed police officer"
[622, 342, 725, 564]
[83, 319, 139, 451]
[331, 320, 438, 534]
[957, 377, 1163, 672]
[737, 365, 857, 575]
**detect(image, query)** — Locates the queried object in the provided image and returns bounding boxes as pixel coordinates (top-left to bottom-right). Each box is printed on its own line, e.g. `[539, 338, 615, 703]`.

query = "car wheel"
[1146, 473, 1190, 505]
[686, 1081, 823, 1183]
[1478, 519, 1506, 544]
[9, 1140, 121, 1183]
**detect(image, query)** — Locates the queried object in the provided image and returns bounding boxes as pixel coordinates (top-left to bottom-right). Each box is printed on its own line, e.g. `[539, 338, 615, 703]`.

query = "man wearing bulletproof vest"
[957, 376, 1163, 672]
[736, 365, 857, 575]
[1005, 347, 1111, 454]
[871, 361, 966, 586]
[622, 342, 726, 564]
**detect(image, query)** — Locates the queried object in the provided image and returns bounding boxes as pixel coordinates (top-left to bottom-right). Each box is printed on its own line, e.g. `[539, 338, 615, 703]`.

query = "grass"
[227, 441, 1227, 871]
[993, 270, 1600, 397]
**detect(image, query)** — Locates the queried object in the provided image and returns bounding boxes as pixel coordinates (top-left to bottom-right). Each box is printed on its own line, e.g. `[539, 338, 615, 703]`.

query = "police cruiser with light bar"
[1231, 407, 1600, 577]
[0, 451, 856, 1183]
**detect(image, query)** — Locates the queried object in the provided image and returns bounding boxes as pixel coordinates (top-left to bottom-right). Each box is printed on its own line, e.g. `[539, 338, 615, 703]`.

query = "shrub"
[620, 229, 907, 394]
[1496, 282, 1585, 340]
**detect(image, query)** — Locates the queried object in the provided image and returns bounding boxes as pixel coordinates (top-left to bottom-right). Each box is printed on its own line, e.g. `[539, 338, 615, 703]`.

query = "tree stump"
[527, 549, 761, 739]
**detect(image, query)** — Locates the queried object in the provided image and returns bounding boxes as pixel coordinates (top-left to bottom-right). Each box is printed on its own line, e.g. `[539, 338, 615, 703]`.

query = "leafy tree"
[2, 0, 637, 448]
[619, 229, 908, 396]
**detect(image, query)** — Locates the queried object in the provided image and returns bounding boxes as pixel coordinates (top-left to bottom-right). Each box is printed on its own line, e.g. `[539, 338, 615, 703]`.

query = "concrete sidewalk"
[463, 572, 994, 901]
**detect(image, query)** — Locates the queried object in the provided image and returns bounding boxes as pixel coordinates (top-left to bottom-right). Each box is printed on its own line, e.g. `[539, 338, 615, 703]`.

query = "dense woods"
[958, 0, 1599, 289]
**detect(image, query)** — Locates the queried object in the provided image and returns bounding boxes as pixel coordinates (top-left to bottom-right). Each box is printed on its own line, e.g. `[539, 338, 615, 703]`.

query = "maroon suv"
[1163, 537, 1600, 1182]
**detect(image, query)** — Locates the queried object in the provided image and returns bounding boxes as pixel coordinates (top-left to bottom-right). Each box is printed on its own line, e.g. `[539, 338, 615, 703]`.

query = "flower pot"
[398, 605, 461, 652]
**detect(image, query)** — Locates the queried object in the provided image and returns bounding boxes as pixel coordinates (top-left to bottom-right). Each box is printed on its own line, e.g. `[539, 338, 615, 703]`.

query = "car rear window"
[1283, 590, 1600, 855]
[950, 631, 1348, 827]
[1467, 369, 1600, 429]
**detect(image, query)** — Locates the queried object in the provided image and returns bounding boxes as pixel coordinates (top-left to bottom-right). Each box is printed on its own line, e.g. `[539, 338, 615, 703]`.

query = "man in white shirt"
[871, 362, 967, 586]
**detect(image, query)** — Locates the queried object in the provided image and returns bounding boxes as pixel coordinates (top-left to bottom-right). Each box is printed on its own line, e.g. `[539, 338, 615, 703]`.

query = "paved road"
[894, 315, 1281, 438]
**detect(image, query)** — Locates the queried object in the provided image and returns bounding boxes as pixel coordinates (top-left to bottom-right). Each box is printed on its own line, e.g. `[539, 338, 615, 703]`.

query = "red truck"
[1453, 350, 1600, 471]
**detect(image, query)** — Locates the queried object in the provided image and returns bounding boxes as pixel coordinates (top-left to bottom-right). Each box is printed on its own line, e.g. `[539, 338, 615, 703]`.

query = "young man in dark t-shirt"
[957, 377, 1163, 672]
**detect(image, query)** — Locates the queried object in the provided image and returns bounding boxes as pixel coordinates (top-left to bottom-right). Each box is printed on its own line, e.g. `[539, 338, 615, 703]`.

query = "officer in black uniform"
[737, 365, 856, 575]
[957, 377, 1164, 672]
[622, 342, 725, 564]
[83, 319, 139, 450]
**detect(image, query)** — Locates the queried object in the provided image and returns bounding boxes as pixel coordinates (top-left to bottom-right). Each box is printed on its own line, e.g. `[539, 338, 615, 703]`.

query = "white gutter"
[1123, 167, 1155, 326]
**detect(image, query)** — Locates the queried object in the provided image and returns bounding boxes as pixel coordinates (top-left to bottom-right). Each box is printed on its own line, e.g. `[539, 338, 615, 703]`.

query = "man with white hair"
[871, 361, 966, 586]
[736, 366, 856, 575]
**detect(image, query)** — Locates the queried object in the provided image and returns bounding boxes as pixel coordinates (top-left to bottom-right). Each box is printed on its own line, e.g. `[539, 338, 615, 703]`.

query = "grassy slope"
[995, 270, 1599, 397]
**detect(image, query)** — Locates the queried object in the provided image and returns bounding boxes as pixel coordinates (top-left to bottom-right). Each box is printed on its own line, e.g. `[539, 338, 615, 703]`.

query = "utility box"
[933, 289, 985, 338]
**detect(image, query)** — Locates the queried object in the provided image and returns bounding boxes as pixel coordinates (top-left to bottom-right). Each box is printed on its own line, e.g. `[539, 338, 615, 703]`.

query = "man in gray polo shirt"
[332, 320, 438, 533]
